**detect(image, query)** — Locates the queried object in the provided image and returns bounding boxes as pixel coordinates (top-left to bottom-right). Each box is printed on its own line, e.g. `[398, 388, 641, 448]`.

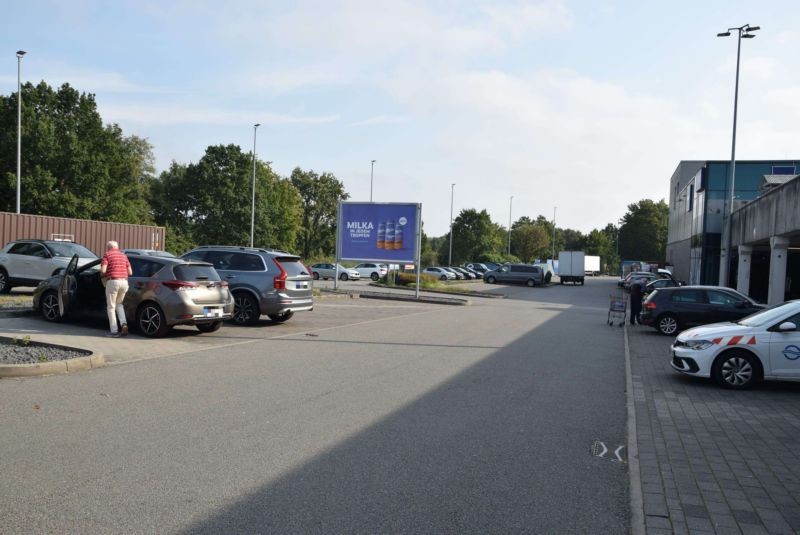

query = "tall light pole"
[448, 183, 455, 265]
[250, 123, 260, 248]
[16, 50, 26, 214]
[717, 23, 759, 286]
[370, 160, 376, 202]
[508, 195, 513, 256]
[552, 206, 557, 260]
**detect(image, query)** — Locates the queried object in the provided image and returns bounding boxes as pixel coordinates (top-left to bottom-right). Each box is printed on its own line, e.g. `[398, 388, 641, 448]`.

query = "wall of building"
[731, 175, 800, 246]
[0, 212, 166, 256]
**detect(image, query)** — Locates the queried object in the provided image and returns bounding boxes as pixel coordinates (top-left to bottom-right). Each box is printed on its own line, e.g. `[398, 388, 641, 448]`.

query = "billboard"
[337, 202, 420, 262]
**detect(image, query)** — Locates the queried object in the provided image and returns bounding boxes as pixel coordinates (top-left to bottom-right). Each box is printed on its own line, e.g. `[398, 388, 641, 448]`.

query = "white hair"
[107, 240, 119, 249]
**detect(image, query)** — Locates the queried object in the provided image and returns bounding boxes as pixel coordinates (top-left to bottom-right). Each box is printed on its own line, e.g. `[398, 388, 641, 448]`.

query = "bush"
[395, 272, 439, 287]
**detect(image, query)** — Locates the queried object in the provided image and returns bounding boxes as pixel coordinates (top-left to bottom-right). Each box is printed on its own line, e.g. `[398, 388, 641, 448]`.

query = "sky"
[2, 0, 799, 237]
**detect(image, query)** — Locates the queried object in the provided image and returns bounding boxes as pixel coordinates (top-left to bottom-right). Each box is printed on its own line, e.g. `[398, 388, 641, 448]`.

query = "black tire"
[371, 272, 380, 281]
[136, 302, 170, 338]
[656, 314, 680, 336]
[313, 272, 320, 280]
[580, 279, 584, 286]
[232, 292, 260, 326]
[196, 321, 222, 333]
[712, 350, 761, 389]
[0, 268, 11, 294]
[486, 275, 496, 284]
[440, 275, 447, 281]
[39, 290, 62, 322]
[526, 278, 535, 287]
[268, 311, 294, 323]
[544, 272, 552, 284]
[340, 273, 348, 281]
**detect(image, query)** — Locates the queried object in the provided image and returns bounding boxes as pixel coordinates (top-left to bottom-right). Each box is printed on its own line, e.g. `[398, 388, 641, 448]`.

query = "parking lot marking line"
[624, 323, 646, 535]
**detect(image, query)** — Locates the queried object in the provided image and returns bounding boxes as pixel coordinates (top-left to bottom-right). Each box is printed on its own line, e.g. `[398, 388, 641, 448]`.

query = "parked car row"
[2, 239, 315, 338]
[310, 262, 388, 282]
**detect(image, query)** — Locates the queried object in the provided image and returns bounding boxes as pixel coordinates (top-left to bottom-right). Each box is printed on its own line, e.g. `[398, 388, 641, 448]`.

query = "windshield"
[48, 242, 97, 258]
[737, 302, 800, 327]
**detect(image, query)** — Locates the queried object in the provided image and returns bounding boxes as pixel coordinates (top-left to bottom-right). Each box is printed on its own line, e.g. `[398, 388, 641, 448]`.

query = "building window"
[687, 184, 694, 212]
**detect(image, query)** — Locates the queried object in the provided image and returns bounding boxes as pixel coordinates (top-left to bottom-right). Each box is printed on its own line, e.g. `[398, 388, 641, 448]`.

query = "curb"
[368, 283, 503, 299]
[0, 352, 105, 378]
[321, 288, 469, 306]
[0, 308, 36, 319]
[624, 323, 646, 535]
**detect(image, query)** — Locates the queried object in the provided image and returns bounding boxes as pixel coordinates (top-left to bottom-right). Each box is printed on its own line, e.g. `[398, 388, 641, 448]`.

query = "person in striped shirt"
[100, 241, 132, 337]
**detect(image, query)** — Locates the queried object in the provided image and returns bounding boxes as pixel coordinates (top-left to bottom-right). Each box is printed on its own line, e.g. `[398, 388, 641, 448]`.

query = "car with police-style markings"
[671, 300, 800, 389]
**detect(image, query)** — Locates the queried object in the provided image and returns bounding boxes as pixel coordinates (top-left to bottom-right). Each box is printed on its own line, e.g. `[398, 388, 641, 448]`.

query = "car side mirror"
[778, 321, 797, 332]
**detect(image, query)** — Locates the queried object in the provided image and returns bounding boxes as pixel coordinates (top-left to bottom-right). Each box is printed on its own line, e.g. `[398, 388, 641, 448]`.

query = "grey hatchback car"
[32, 254, 234, 337]
[182, 246, 313, 325]
[483, 263, 544, 287]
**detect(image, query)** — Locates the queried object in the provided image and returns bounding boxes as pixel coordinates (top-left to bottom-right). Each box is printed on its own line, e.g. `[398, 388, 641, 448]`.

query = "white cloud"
[482, 1, 574, 39]
[98, 103, 338, 126]
[351, 115, 410, 126]
[0, 63, 167, 94]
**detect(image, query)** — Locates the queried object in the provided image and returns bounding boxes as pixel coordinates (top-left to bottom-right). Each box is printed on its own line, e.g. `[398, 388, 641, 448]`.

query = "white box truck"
[558, 251, 585, 285]
[585, 255, 600, 276]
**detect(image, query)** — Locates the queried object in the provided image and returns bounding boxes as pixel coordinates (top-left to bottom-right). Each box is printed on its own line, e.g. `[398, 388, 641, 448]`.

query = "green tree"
[618, 199, 669, 261]
[290, 167, 349, 259]
[439, 208, 502, 264]
[0, 82, 153, 223]
[149, 145, 301, 253]
[511, 223, 549, 262]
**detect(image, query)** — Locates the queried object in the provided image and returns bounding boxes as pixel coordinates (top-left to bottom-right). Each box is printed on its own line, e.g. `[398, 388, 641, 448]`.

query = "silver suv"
[182, 246, 313, 325]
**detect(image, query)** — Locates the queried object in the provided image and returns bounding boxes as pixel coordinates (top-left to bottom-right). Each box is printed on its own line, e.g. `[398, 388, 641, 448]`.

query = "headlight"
[683, 340, 713, 350]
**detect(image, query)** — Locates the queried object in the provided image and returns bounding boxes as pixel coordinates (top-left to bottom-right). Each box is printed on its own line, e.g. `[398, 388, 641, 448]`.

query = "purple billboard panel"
[338, 202, 419, 262]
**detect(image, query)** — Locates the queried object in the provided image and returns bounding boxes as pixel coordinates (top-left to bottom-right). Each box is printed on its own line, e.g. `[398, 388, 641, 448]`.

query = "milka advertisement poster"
[338, 203, 419, 262]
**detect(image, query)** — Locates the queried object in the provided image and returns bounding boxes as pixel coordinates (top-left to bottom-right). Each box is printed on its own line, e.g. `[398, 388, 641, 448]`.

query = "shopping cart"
[608, 292, 627, 327]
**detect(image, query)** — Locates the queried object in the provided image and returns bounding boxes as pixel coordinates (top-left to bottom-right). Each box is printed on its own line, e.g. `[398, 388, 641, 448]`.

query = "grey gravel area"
[0, 340, 90, 365]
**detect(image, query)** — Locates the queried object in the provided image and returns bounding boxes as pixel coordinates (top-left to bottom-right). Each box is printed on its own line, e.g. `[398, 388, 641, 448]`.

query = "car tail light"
[273, 259, 287, 290]
[644, 302, 657, 311]
[162, 280, 198, 291]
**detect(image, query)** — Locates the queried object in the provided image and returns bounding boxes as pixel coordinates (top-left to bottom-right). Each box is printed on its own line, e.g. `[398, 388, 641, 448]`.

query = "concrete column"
[736, 245, 753, 297]
[718, 248, 729, 287]
[768, 236, 790, 305]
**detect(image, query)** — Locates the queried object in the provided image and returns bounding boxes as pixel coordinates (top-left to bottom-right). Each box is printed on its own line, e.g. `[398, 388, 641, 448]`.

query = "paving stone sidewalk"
[627, 324, 800, 535]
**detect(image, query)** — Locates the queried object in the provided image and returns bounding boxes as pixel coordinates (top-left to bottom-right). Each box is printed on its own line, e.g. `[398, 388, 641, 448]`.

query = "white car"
[310, 263, 361, 281]
[671, 300, 800, 389]
[353, 262, 388, 281]
[0, 239, 98, 293]
[423, 267, 456, 281]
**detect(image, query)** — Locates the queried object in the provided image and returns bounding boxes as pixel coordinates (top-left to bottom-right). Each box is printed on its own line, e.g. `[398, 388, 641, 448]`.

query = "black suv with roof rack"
[181, 246, 313, 325]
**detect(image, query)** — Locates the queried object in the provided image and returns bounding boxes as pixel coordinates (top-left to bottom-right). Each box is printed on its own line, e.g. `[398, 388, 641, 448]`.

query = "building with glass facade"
[666, 159, 800, 303]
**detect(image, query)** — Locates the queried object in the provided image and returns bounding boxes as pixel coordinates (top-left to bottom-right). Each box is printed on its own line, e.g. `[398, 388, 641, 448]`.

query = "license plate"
[203, 307, 222, 317]
[296, 282, 305, 289]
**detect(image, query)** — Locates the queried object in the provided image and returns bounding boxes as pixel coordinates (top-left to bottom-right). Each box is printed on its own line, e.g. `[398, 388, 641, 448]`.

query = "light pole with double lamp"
[250, 123, 260, 248]
[448, 183, 455, 265]
[717, 23, 759, 286]
[16, 50, 26, 214]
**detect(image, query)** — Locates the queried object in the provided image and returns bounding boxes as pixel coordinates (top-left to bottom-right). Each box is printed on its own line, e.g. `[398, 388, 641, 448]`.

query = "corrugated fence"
[0, 212, 166, 256]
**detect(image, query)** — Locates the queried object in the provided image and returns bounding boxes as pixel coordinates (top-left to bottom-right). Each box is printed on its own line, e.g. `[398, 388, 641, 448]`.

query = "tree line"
[1, 82, 668, 268]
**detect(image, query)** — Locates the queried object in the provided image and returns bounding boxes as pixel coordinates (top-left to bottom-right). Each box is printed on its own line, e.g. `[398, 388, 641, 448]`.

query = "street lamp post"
[552, 206, 557, 261]
[370, 160, 376, 202]
[717, 23, 759, 286]
[16, 50, 26, 214]
[250, 123, 260, 248]
[448, 183, 455, 265]
[508, 195, 513, 256]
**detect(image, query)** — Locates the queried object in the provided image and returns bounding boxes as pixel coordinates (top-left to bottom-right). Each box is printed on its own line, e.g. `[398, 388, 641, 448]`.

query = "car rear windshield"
[174, 264, 221, 281]
[275, 257, 309, 277]
[48, 242, 97, 258]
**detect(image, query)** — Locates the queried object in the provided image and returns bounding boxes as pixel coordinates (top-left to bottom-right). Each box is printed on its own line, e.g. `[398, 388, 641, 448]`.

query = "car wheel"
[136, 302, 170, 338]
[232, 292, 260, 326]
[440, 275, 447, 281]
[268, 311, 294, 323]
[486, 275, 496, 284]
[313, 272, 319, 280]
[526, 278, 535, 287]
[0, 268, 10, 294]
[40, 290, 62, 322]
[196, 321, 223, 333]
[712, 350, 761, 389]
[656, 314, 679, 336]
[371, 272, 379, 281]
[544, 272, 552, 284]
[340, 273, 349, 281]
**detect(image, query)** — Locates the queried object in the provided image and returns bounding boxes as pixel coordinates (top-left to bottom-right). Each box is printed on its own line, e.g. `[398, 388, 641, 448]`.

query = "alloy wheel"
[658, 315, 678, 335]
[139, 305, 163, 336]
[720, 356, 753, 387]
[41, 292, 60, 321]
